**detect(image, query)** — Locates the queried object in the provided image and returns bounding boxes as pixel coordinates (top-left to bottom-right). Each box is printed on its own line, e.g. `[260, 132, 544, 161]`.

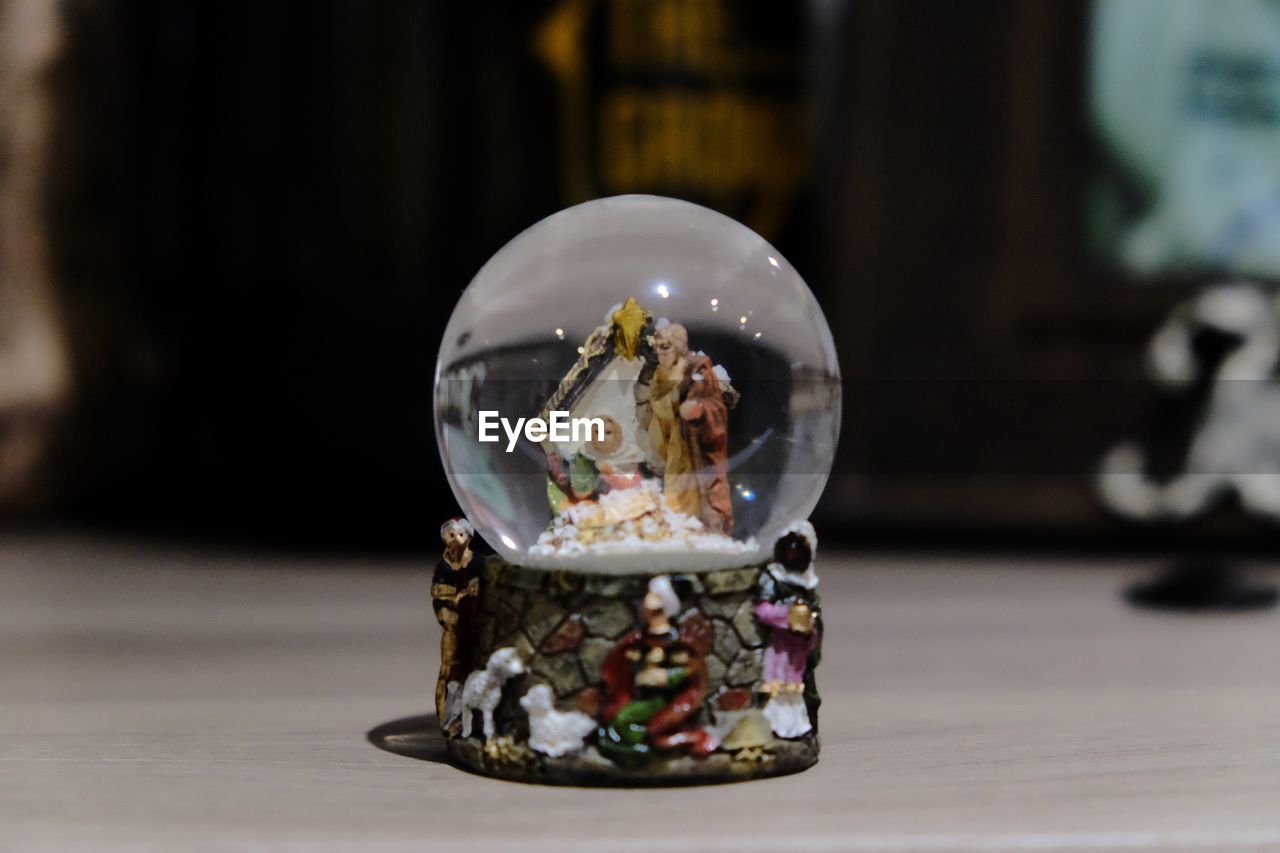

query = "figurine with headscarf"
[432, 517, 481, 731]
[754, 521, 821, 738]
[636, 322, 737, 535]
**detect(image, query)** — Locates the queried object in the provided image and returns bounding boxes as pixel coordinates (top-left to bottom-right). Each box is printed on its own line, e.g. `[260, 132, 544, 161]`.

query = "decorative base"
[439, 548, 823, 787]
[446, 730, 818, 787]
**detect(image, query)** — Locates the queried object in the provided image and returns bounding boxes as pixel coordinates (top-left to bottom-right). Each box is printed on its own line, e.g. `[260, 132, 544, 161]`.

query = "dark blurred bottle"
[534, 0, 820, 250]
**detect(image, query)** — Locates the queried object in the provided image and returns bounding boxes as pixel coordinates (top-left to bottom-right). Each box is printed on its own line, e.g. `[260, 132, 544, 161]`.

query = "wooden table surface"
[4, 533, 1279, 851]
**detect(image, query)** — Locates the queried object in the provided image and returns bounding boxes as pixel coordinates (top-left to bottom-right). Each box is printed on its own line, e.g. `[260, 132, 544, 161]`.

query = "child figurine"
[432, 517, 481, 732]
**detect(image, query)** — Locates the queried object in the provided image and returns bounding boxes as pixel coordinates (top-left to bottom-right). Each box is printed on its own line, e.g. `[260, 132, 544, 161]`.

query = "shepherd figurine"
[432, 517, 481, 731]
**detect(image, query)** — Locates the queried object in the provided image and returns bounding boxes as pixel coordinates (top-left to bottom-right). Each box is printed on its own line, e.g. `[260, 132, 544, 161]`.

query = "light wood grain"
[3, 534, 1279, 851]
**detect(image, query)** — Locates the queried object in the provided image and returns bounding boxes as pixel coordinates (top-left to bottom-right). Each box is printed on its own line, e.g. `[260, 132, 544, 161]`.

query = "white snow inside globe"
[434, 195, 840, 572]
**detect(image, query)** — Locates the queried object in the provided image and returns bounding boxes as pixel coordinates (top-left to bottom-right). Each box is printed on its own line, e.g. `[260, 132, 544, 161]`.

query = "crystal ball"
[435, 195, 841, 572]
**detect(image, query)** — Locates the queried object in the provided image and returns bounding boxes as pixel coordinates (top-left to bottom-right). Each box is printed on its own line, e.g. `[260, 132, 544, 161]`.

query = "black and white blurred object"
[1098, 282, 1280, 611]
[1099, 282, 1280, 521]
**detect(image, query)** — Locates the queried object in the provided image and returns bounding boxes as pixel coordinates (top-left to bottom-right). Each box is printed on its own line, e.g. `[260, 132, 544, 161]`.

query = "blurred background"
[3, 0, 1279, 555]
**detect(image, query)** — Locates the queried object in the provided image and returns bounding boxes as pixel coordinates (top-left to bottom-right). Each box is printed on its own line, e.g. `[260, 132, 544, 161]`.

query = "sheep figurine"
[519, 684, 596, 757]
[460, 647, 525, 739]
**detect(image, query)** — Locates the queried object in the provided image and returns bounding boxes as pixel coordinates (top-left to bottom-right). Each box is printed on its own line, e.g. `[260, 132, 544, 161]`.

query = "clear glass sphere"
[435, 195, 840, 572]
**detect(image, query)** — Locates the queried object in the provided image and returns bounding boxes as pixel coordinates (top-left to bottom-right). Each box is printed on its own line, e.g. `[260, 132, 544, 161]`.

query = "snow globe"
[432, 195, 840, 785]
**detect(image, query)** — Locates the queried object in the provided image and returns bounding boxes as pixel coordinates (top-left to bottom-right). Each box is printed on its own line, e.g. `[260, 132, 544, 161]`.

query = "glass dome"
[435, 195, 840, 572]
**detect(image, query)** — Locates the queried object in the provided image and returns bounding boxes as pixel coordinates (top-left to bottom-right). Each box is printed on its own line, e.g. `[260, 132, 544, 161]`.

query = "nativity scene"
[528, 297, 754, 567]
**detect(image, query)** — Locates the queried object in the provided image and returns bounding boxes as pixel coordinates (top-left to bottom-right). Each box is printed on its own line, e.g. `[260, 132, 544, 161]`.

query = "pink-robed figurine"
[754, 521, 821, 738]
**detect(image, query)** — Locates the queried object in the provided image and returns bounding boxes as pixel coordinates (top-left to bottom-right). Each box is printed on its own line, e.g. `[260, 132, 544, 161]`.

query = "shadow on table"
[367, 714, 451, 764]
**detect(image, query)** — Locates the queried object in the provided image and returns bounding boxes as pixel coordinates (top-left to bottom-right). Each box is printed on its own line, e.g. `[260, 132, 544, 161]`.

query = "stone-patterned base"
[475, 559, 769, 702]
[446, 733, 819, 787]
[444, 557, 823, 787]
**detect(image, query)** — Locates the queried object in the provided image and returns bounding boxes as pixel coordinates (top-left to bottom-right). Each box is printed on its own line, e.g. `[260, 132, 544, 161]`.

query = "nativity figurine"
[432, 517, 482, 732]
[530, 298, 744, 564]
[754, 521, 821, 738]
[596, 575, 719, 763]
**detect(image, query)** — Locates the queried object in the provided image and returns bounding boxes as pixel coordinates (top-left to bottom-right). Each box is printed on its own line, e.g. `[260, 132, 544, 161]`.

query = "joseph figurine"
[641, 323, 734, 535]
